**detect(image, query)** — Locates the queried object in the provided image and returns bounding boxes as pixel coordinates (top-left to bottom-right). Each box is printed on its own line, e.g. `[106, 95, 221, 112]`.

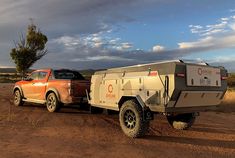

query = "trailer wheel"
[119, 100, 149, 138]
[46, 93, 60, 112]
[167, 113, 196, 130]
[14, 90, 24, 106]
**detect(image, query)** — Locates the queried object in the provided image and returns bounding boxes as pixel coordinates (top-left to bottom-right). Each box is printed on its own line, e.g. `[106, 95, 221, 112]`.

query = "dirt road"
[0, 83, 234, 158]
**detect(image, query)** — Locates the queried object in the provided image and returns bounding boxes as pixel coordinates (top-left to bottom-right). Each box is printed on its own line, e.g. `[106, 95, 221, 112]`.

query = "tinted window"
[38, 72, 48, 80]
[53, 70, 85, 80]
[29, 72, 38, 80]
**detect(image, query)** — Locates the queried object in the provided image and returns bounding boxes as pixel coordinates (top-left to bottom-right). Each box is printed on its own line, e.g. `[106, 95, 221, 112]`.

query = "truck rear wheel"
[14, 90, 24, 106]
[46, 93, 60, 112]
[119, 100, 149, 138]
[167, 113, 196, 130]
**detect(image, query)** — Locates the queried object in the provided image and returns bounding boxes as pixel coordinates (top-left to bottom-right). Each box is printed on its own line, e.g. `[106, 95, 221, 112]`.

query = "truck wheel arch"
[118, 95, 145, 109]
[45, 88, 61, 102]
[13, 86, 24, 98]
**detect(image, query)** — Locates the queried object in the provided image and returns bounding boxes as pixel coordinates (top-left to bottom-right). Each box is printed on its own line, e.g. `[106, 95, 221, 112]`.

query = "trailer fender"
[118, 95, 145, 109]
[118, 95, 154, 120]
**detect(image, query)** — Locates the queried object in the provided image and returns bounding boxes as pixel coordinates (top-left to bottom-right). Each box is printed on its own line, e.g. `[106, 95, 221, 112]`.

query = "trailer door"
[186, 65, 221, 87]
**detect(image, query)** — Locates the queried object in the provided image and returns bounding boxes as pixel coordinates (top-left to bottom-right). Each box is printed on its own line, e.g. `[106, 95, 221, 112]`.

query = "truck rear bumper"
[62, 96, 88, 104]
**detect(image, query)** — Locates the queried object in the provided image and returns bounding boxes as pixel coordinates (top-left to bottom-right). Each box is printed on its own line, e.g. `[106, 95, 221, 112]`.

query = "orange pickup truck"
[13, 69, 90, 112]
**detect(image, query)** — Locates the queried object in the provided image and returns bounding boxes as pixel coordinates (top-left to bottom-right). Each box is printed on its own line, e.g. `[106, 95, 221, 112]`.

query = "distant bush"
[0, 73, 21, 83]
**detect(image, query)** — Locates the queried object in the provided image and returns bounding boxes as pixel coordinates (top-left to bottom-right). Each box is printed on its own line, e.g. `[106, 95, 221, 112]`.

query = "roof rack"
[179, 59, 209, 66]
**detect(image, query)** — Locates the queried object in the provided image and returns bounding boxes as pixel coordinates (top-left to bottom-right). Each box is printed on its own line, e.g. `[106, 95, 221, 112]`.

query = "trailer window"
[54, 70, 85, 80]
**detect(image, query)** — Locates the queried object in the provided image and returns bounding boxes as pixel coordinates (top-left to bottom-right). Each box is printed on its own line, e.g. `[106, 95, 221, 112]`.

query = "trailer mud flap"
[143, 110, 154, 120]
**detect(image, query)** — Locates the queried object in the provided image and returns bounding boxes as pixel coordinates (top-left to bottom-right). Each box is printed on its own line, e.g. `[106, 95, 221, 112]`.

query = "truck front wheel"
[46, 93, 60, 112]
[167, 113, 196, 130]
[119, 100, 149, 138]
[14, 90, 24, 106]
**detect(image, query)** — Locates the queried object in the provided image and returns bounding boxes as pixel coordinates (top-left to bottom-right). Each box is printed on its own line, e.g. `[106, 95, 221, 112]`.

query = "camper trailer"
[89, 60, 227, 137]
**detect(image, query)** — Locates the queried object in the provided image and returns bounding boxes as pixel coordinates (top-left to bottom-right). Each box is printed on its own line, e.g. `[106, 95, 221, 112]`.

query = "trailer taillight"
[221, 73, 228, 80]
[176, 73, 185, 78]
[221, 76, 228, 80]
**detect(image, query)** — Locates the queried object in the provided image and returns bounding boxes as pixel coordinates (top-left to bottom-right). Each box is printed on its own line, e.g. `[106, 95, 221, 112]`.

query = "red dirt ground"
[0, 83, 234, 158]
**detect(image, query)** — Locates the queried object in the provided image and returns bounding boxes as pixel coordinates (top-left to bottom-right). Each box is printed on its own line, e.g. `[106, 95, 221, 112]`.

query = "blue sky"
[0, 0, 235, 71]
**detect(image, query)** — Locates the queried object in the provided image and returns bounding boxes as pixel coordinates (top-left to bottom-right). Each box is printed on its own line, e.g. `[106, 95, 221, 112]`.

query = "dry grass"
[227, 73, 235, 88]
[218, 91, 235, 113]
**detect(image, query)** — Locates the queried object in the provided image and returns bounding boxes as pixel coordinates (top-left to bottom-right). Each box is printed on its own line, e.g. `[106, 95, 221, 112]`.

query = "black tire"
[119, 100, 149, 138]
[46, 93, 61, 112]
[13, 90, 24, 106]
[167, 113, 196, 130]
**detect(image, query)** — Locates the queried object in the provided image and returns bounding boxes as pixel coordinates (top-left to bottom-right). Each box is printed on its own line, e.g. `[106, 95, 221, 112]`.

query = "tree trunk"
[21, 70, 26, 80]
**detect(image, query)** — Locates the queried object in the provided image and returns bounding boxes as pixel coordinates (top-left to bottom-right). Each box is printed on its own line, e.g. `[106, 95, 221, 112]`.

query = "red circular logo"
[108, 84, 113, 93]
[198, 68, 202, 75]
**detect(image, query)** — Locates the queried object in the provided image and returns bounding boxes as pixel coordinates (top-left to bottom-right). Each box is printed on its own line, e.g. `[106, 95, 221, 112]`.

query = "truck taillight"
[176, 73, 185, 78]
[68, 82, 74, 95]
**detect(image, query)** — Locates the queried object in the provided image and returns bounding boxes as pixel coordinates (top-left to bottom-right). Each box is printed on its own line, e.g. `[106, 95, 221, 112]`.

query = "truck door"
[33, 71, 49, 100]
[21, 72, 39, 99]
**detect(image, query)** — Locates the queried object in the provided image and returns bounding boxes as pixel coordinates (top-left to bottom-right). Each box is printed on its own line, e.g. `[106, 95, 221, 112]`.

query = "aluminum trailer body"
[89, 60, 227, 137]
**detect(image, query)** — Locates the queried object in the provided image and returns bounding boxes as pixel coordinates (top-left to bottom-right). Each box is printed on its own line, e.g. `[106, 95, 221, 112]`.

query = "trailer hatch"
[186, 65, 221, 87]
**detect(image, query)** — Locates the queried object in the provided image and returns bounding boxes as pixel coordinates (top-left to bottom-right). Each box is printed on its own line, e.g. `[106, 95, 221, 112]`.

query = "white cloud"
[178, 36, 214, 49]
[91, 36, 102, 43]
[70, 56, 134, 62]
[178, 33, 235, 50]
[229, 9, 235, 12]
[201, 29, 226, 36]
[152, 45, 165, 52]
[211, 56, 235, 63]
[230, 23, 235, 30]
[51, 36, 81, 50]
[180, 14, 235, 55]
[189, 15, 235, 36]
[189, 25, 203, 34]
[41, 12, 235, 70]
[51, 32, 134, 51]
[93, 42, 103, 48]
[221, 17, 229, 21]
[120, 42, 133, 50]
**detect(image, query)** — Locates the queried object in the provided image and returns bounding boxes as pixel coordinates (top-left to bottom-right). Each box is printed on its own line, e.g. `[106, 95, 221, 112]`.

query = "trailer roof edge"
[107, 60, 181, 71]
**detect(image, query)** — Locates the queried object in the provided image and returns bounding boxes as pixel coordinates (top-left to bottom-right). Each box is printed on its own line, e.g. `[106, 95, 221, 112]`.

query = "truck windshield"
[53, 70, 85, 80]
